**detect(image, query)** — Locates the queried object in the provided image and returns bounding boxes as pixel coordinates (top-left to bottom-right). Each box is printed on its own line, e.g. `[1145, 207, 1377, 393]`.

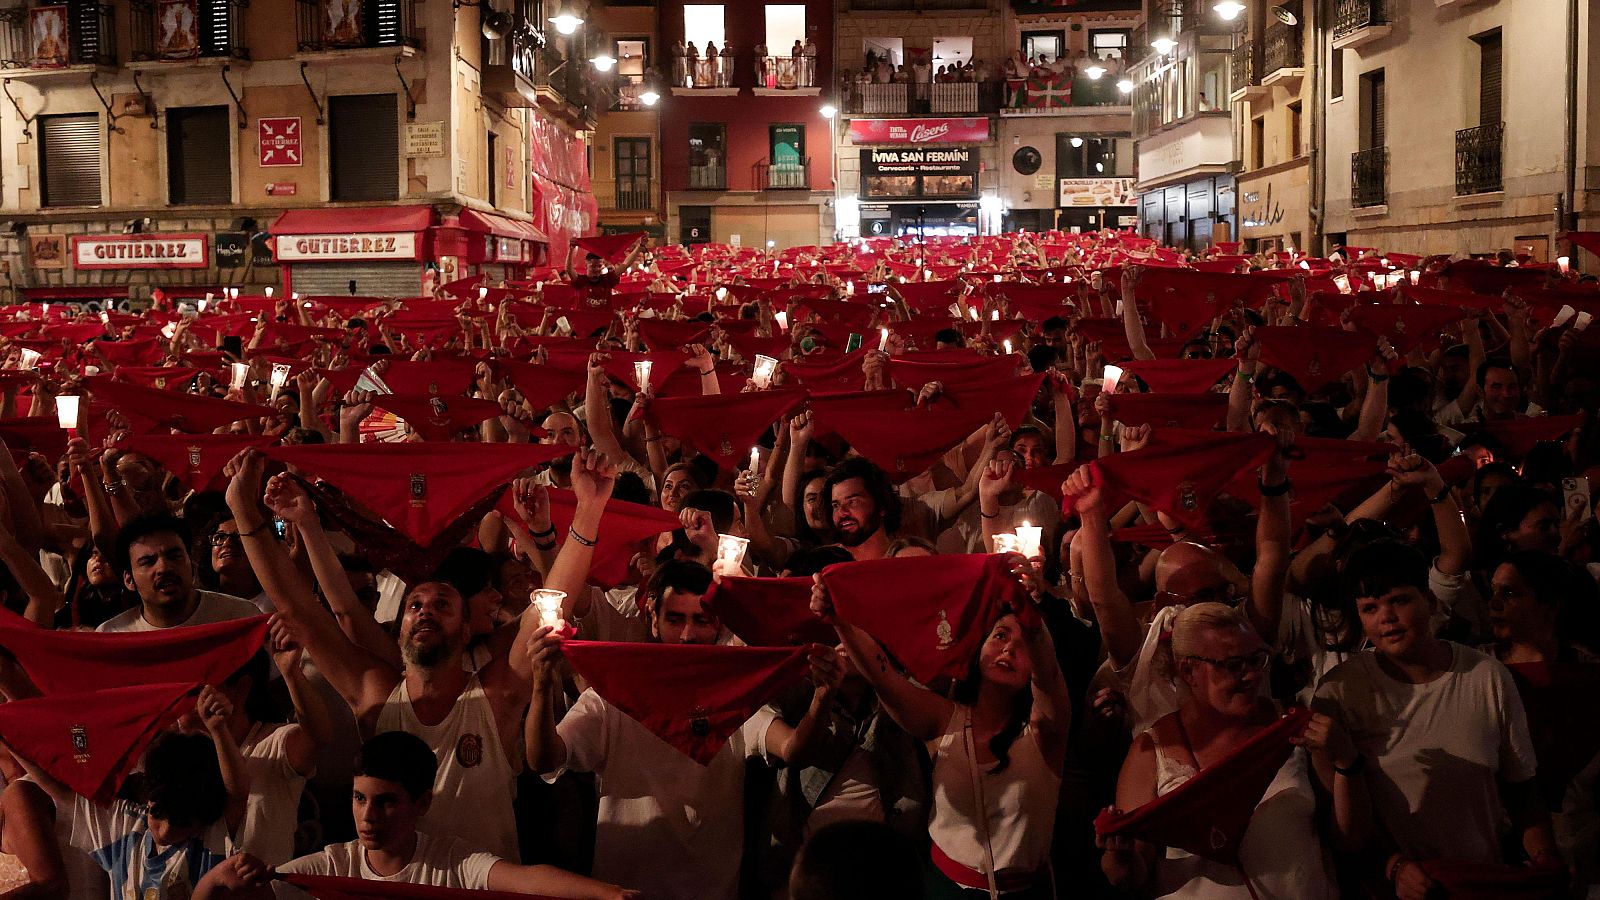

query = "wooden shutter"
[1478, 33, 1502, 125]
[39, 114, 101, 207]
[1373, 72, 1385, 147]
[167, 106, 232, 205]
[199, 0, 233, 55]
[329, 94, 399, 202]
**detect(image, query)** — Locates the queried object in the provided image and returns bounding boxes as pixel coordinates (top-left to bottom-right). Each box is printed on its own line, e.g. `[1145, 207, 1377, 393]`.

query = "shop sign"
[494, 237, 524, 263]
[1058, 178, 1137, 208]
[258, 117, 302, 167]
[863, 147, 977, 177]
[214, 232, 248, 269]
[275, 232, 419, 262]
[72, 234, 209, 270]
[847, 117, 989, 144]
[404, 121, 447, 158]
[29, 234, 64, 270]
[250, 232, 275, 268]
[266, 182, 297, 196]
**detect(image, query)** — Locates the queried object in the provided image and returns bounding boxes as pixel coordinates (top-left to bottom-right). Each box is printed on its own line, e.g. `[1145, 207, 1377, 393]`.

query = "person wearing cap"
[565, 241, 643, 312]
[222, 450, 541, 865]
[523, 450, 843, 900]
[192, 732, 633, 900]
[98, 512, 260, 634]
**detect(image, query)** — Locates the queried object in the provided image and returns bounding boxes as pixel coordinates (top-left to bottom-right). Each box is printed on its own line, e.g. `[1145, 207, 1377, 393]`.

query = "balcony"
[295, 0, 421, 55]
[1333, 0, 1392, 50]
[1229, 41, 1264, 103]
[1262, 22, 1303, 88]
[755, 55, 819, 95]
[846, 0, 990, 9]
[1455, 123, 1503, 196]
[756, 158, 810, 190]
[610, 79, 654, 111]
[688, 164, 726, 191]
[482, 23, 541, 108]
[595, 179, 655, 212]
[129, 0, 246, 63]
[532, 44, 595, 127]
[0, 2, 116, 73]
[1351, 147, 1388, 208]
[669, 48, 735, 95]
[842, 79, 1002, 116]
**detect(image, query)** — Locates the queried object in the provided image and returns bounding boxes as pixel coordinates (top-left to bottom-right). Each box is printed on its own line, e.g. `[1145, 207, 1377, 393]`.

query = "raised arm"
[811, 577, 951, 741]
[583, 353, 637, 467]
[762, 648, 844, 768]
[1062, 467, 1143, 670]
[1227, 327, 1259, 433]
[1249, 429, 1293, 643]
[1119, 266, 1155, 361]
[196, 685, 251, 835]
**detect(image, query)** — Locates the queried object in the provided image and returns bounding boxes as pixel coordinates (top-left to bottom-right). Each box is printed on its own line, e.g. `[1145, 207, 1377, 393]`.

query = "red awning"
[460, 209, 548, 243]
[269, 205, 435, 235]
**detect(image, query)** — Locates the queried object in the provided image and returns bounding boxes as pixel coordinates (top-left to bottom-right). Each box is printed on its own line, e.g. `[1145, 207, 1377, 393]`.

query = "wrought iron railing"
[1334, 0, 1388, 41]
[1230, 41, 1257, 91]
[131, 0, 249, 61]
[688, 165, 726, 190]
[758, 55, 817, 89]
[670, 49, 731, 88]
[1, 2, 116, 67]
[757, 159, 810, 190]
[1455, 123, 1503, 195]
[615, 184, 652, 210]
[1263, 21, 1300, 73]
[1351, 147, 1388, 207]
[295, 0, 421, 52]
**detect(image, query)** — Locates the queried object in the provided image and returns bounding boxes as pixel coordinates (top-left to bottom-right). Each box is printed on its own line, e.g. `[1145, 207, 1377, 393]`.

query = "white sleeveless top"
[240, 722, 312, 867]
[1149, 739, 1335, 900]
[926, 705, 1060, 877]
[375, 675, 521, 863]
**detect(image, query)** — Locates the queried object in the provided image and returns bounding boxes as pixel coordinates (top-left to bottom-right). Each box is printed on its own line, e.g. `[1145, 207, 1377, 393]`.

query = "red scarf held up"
[1117, 359, 1236, 394]
[0, 416, 68, 468]
[372, 359, 479, 397]
[1460, 414, 1581, 458]
[572, 232, 646, 264]
[0, 608, 270, 695]
[644, 389, 806, 466]
[1507, 661, 1600, 810]
[704, 576, 837, 648]
[85, 377, 279, 435]
[1347, 302, 1467, 357]
[818, 553, 1033, 685]
[885, 354, 1021, 391]
[95, 338, 166, 368]
[369, 394, 507, 442]
[0, 681, 197, 803]
[497, 488, 679, 590]
[1103, 392, 1228, 431]
[561, 641, 815, 765]
[121, 433, 280, 493]
[1065, 429, 1277, 530]
[1252, 325, 1375, 392]
[112, 366, 201, 391]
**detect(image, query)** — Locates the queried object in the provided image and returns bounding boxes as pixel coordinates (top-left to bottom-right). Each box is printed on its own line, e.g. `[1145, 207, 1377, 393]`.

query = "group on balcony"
[843, 50, 1003, 115]
[1003, 50, 1126, 110]
[669, 39, 818, 90]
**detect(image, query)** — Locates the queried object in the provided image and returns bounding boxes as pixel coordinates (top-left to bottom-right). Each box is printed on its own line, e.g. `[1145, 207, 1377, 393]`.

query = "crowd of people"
[0, 227, 1593, 900]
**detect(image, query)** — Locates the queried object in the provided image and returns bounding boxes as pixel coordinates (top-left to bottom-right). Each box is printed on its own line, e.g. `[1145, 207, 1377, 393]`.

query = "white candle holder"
[55, 395, 78, 431]
[992, 533, 1019, 554]
[231, 362, 249, 389]
[752, 354, 778, 389]
[633, 359, 653, 391]
[1014, 521, 1042, 559]
[716, 533, 749, 569]
[532, 588, 567, 632]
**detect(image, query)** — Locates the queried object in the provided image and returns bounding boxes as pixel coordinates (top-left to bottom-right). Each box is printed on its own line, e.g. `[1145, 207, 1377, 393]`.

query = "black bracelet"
[1257, 477, 1292, 497]
[1428, 484, 1453, 505]
[529, 525, 556, 538]
[1333, 753, 1366, 777]
[532, 538, 557, 551]
[1365, 366, 1390, 383]
[238, 519, 272, 538]
[568, 526, 598, 547]
[979, 510, 999, 519]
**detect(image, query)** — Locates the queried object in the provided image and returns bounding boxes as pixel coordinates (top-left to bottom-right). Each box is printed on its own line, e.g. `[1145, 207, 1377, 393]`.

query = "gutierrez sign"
[71, 234, 210, 270]
[274, 232, 421, 262]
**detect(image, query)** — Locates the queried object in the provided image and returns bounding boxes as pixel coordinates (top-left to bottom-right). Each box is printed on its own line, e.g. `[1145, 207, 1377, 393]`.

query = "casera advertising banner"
[274, 232, 420, 262]
[72, 234, 210, 270]
[863, 147, 977, 177]
[1058, 177, 1137, 208]
[847, 117, 989, 144]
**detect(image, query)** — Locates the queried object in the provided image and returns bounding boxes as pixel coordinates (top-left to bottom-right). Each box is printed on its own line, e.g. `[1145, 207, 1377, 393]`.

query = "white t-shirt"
[551, 687, 777, 900]
[275, 833, 497, 896]
[1313, 643, 1538, 863]
[95, 590, 258, 633]
[239, 722, 313, 867]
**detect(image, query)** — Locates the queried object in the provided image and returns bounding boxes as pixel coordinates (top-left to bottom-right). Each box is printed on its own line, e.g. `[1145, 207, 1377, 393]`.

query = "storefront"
[860, 202, 980, 238]
[1136, 176, 1235, 252]
[1057, 177, 1138, 233]
[1236, 161, 1310, 254]
[270, 207, 436, 298]
[433, 210, 548, 286]
[858, 146, 981, 237]
[1134, 115, 1235, 251]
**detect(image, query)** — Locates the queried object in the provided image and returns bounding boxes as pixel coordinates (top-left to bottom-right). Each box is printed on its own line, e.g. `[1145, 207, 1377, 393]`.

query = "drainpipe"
[1308, 0, 1326, 253]
[1562, 0, 1579, 236]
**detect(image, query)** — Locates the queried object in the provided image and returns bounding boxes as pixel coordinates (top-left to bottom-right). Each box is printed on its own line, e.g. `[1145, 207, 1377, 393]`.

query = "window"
[38, 114, 101, 208]
[931, 36, 971, 69]
[683, 5, 724, 50]
[1288, 102, 1302, 158]
[688, 123, 726, 189]
[1057, 135, 1121, 178]
[1251, 116, 1265, 169]
[167, 106, 231, 205]
[764, 5, 804, 55]
[1359, 69, 1385, 149]
[1021, 30, 1063, 64]
[1090, 29, 1130, 60]
[614, 137, 651, 209]
[329, 94, 399, 201]
[616, 38, 648, 81]
[770, 124, 804, 165]
[1474, 30, 1501, 125]
[1330, 47, 1344, 100]
[865, 37, 902, 68]
[486, 131, 498, 207]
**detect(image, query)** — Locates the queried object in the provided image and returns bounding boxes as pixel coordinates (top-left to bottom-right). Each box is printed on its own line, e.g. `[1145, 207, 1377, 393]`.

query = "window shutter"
[329, 94, 399, 202]
[167, 106, 232, 205]
[1478, 34, 1501, 125]
[39, 114, 101, 208]
[199, 0, 233, 55]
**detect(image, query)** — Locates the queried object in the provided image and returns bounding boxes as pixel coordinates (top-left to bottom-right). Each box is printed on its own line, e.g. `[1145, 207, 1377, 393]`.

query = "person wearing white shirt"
[97, 513, 258, 634]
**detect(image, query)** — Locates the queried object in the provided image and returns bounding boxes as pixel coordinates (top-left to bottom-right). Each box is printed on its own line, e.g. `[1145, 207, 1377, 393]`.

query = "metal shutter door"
[168, 107, 232, 205]
[1479, 35, 1501, 125]
[329, 95, 399, 202]
[288, 262, 421, 298]
[39, 115, 101, 207]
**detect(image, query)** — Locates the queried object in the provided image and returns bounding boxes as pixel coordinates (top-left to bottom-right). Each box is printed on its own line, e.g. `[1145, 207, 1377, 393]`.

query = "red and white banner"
[847, 117, 990, 144]
[72, 235, 209, 270]
[275, 233, 419, 262]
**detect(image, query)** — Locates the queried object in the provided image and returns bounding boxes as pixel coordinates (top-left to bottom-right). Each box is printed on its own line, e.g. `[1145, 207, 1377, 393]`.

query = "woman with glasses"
[1100, 601, 1335, 899]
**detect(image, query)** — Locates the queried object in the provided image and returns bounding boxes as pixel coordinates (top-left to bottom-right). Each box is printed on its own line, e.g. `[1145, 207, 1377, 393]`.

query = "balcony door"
[614, 137, 651, 209]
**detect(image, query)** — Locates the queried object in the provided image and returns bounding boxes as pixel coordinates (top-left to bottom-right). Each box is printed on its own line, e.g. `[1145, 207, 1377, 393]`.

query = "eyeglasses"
[1184, 649, 1271, 679]
[208, 531, 243, 546]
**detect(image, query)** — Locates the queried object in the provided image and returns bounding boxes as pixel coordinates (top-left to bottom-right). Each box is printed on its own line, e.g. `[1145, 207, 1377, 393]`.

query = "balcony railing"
[688, 164, 726, 190]
[1231, 41, 1257, 92]
[1335, 0, 1388, 42]
[611, 79, 652, 111]
[1456, 123, 1503, 196]
[1263, 22, 1301, 73]
[1352, 147, 1388, 207]
[295, 0, 421, 52]
[847, 0, 989, 9]
[131, 0, 247, 61]
[670, 49, 731, 88]
[757, 159, 810, 190]
[843, 79, 1002, 115]
[757, 55, 818, 89]
[0, 2, 115, 68]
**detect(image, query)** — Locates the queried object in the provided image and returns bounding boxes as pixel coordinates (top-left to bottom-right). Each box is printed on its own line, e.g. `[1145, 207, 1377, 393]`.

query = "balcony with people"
[841, 48, 1004, 117]
[1001, 51, 1133, 116]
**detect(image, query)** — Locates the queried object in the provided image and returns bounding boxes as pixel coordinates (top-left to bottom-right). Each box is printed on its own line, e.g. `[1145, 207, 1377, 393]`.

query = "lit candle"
[231, 362, 249, 389]
[715, 287, 728, 302]
[270, 363, 292, 388]
[716, 533, 750, 569]
[18, 349, 40, 370]
[532, 588, 566, 631]
[99, 311, 110, 325]
[748, 446, 761, 473]
[878, 327, 889, 351]
[633, 359, 653, 391]
[1102, 364, 1124, 394]
[160, 323, 176, 339]
[990, 309, 1000, 321]
[478, 286, 489, 301]
[229, 287, 239, 300]
[1014, 520, 1042, 558]
[1333, 274, 1351, 294]
[1409, 270, 1420, 285]
[847, 280, 855, 295]
[41, 303, 50, 318]
[199, 294, 211, 312]
[752, 354, 778, 388]
[291, 292, 300, 302]
[992, 532, 1019, 554]
[774, 311, 788, 332]
[1003, 338, 1013, 354]
[1559, 256, 1571, 274]
[54, 395, 78, 431]
[265, 287, 275, 299]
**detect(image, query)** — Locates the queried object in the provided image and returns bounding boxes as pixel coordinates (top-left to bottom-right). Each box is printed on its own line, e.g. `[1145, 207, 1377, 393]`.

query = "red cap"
[1095, 708, 1311, 866]
[0, 682, 198, 803]
[818, 553, 1032, 684]
[264, 442, 571, 544]
[705, 576, 837, 648]
[561, 641, 814, 765]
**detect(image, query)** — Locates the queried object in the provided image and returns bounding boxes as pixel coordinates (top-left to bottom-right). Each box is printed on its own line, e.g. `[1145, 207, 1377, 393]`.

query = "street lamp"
[1084, 57, 1106, 80]
[590, 52, 617, 72]
[1116, 78, 1134, 94]
[819, 103, 837, 119]
[1151, 36, 1177, 55]
[1213, 1, 1245, 20]
[639, 73, 661, 106]
[547, 3, 583, 35]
